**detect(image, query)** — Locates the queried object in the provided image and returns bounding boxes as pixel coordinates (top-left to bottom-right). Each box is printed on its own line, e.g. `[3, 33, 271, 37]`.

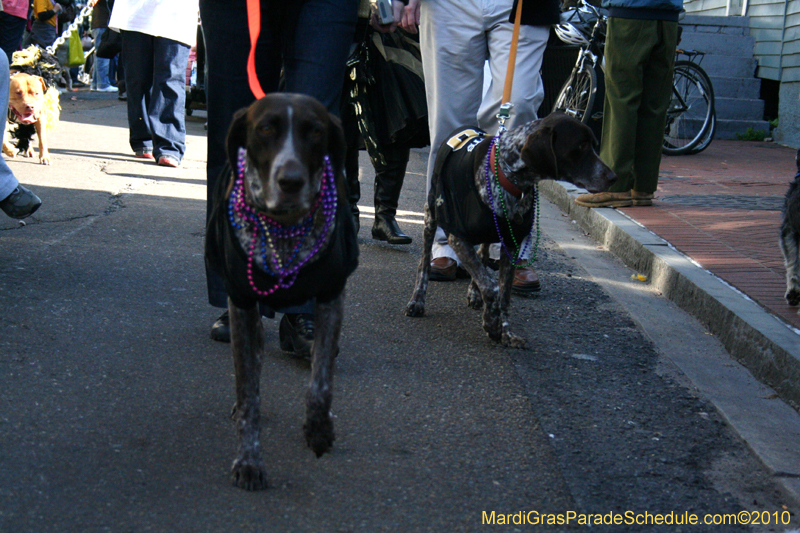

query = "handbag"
[346, 28, 430, 151]
[56, 29, 85, 67]
[96, 29, 121, 59]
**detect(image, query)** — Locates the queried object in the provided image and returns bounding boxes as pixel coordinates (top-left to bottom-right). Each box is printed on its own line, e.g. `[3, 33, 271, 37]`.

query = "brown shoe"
[631, 190, 654, 206]
[430, 257, 457, 281]
[512, 266, 541, 295]
[575, 191, 632, 208]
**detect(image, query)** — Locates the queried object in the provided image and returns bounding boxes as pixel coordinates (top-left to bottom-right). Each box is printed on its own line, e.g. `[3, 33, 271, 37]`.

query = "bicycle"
[551, 1, 716, 156]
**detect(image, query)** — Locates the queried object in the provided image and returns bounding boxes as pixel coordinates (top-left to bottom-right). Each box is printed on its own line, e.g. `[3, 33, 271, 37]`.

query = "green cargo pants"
[601, 17, 678, 194]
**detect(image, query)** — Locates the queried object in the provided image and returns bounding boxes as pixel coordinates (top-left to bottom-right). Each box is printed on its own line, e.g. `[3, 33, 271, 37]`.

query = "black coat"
[510, 0, 561, 26]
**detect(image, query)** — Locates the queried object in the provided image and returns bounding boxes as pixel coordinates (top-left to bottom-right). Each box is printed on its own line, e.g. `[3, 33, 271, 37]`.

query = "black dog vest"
[432, 128, 534, 245]
[205, 164, 359, 310]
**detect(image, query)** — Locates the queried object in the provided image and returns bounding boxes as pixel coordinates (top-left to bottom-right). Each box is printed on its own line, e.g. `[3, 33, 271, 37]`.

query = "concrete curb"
[540, 180, 800, 412]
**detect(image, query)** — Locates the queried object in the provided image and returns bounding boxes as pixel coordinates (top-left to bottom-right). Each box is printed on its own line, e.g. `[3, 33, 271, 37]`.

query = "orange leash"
[246, 0, 266, 99]
[497, 0, 523, 127]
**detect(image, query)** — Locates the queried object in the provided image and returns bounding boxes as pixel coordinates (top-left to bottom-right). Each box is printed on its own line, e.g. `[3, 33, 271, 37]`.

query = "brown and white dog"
[405, 113, 616, 347]
[4, 47, 61, 165]
[205, 93, 359, 490]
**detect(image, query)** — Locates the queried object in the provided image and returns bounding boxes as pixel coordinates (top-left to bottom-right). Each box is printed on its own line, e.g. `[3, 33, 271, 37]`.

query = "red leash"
[246, 0, 266, 99]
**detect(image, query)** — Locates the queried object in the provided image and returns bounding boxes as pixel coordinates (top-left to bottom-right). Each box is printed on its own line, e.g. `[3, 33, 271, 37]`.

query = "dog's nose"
[277, 166, 306, 194]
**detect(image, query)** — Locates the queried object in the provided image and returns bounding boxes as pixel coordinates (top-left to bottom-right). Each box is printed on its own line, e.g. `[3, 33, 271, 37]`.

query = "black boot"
[372, 213, 412, 244]
[371, 144, 412, 245]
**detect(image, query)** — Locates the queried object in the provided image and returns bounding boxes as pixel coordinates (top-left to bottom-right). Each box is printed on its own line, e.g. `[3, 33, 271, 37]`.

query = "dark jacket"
[509, 0, 561, 27]
[205, 164, 359, 310]
[601, 0, 683, 21]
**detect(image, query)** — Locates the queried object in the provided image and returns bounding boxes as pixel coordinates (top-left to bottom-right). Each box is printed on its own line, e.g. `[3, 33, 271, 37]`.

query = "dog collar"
[490, 142, 523, 198]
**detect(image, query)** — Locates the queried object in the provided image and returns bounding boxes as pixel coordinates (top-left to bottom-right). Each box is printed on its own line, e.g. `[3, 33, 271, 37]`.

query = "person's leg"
[371, 142, 412, 244]
[121, 30, 155, 155]
[419, 0, 486, 264]
[600, 17, 650, 194]
[0, 51, 40, 218]
[91, 28, 113, 89]
[149, 36, 190, 164]
[632, 19, 677, 195]
[478, 5, 549, 134]
[283, 0, 357, 116]
[0, 12, 27, 63]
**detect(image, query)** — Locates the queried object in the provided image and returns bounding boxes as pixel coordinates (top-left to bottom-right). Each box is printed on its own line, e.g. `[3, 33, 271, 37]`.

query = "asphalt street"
[0, 93, 798, 532]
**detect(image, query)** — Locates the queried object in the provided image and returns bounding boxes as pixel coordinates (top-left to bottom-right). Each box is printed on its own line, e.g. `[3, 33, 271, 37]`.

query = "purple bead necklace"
[228, 147, 337, 297]
[484, 137, 539, 267]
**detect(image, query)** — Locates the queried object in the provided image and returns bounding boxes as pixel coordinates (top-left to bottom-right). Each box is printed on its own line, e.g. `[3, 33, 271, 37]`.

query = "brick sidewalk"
[617, 140, 799, 330]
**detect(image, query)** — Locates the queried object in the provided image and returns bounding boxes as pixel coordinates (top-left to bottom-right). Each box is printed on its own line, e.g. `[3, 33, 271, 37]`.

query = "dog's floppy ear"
[521, 124, 558, 179]
[36, 76, 47, 95]
[225, 107, 250, 168]
[326, 112, 347, 176]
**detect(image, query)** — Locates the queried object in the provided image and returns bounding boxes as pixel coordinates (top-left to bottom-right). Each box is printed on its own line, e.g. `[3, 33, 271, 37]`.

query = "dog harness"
[205, 161, 359, 310]
[432, 128, 534, 246]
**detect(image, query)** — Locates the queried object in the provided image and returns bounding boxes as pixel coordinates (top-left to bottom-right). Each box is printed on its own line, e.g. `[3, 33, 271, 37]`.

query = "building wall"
[775, 1, 800, 148]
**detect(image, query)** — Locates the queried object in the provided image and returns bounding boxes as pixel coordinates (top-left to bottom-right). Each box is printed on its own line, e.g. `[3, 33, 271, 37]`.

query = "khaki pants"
[601, 17, 678, 194]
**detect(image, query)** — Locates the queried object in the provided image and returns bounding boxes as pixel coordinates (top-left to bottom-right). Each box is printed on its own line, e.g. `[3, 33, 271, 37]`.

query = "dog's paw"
[786, 287, 800, 307]
[39, 155, 51, 165]
[2, 146, 18, 158]
[304, 410, 335, 457]
[405, 300, 425, 317]
[230, 457, 268, 491]
[22, 147, 34, 158]
[466, 286, 483, 310]
[501, 332, 527, 349]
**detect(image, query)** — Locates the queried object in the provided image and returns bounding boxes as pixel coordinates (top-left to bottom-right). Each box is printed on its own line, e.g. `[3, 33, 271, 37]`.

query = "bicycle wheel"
[553, 65, 597, 125]
[663, 60, 715, 156]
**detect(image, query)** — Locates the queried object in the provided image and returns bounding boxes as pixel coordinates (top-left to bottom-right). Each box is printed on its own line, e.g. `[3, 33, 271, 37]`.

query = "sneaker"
[279, 313, 315, 358]
[96, 85, 118, 93]
[157, 155, 179, 168]
[134, 149, 154, 160]
[0, 185, 42, 219]
[118, 91, 127, 101]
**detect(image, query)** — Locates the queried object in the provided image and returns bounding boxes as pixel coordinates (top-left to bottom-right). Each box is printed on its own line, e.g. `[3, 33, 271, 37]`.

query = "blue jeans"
[199, 0, 357, 310]
[0, 12, 27, 63]
[91, 28, 113, 89]
[0, 52, 20, 200]
[121, 30, 189, 162]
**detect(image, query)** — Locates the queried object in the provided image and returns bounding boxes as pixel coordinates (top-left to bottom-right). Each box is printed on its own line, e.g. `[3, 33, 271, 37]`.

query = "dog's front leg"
[449, 236, 503, 342]
[228, 299, 268, 490]
[304, 292, 344, 457]
[34, 118, 49, 165]
[781, 224, 800, 306]
[406, 202, 436, 317]
[467, 244, 493, 310]
[497, 255, 526, 348]
[2, 123, 19, 158]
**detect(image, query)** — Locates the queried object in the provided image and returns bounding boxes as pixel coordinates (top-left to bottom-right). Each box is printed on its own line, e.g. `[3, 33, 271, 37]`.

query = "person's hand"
[53, 3, 62, 13]
[370, 0, 406, 33]
[400, 0, 421, 34]
[88, 0, 98, 6]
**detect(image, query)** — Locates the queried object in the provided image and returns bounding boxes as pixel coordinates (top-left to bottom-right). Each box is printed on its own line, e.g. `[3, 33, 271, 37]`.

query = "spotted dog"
[405, 113, 616, 347]
[780, 148, 800, 310]
[205, 93, 359, 490]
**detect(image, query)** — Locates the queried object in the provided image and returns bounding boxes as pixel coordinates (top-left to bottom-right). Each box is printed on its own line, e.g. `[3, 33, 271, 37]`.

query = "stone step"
[715, 118, 772, 140]
[715, 97, 765, 121]
[677, 31, 756, 57]
[695, 54, 758, 79]
[709, 76, 761, 100]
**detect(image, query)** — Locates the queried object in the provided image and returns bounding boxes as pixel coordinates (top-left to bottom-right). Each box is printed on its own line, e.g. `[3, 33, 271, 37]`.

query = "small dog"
[3, 46, 61, 165]
[205, 93, 359, 490]
[405, 113, 616, 347]
[780, 148, 800, 309]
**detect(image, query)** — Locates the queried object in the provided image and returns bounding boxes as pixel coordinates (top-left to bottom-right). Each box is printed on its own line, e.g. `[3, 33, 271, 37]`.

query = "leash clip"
[496, 102, 514, 132]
